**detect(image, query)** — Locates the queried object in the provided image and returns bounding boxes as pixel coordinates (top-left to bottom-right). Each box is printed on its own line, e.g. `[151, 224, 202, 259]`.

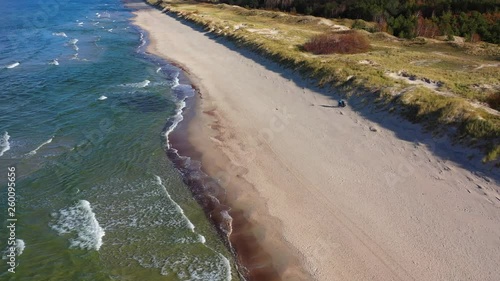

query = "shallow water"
[0, 0, 238, 280]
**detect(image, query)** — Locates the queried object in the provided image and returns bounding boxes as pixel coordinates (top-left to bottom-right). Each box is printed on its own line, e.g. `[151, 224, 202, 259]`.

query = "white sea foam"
[138, 32, 146, 49]
[52, 32, 67, 37]
[198, 235, 206, 244]
[160, 252, 232, 280]
[218, 254, 232, 281]
[15, 239, 25, 256]
[172, 77, 180, 88]
[121, 176, 232, 280]
[170, 72, 180, 88]
[154, 175, 195, 231]
[6, 62, 19, 69]
[107, 28, 113, 32]
[27, 136, 53, 156]
[78, 22, 84, 26]
[49, 59, 59, 66]
[68, 39, 79, 52]
[98, 95, 107, 101]
[51, 200, 105, 250]
[123, 79, 150, 88]
[164, 99, 186, 149]
[163, 73, 196, 149]
[156, 67, 162, 73]
[0, 132, 10, 157]
[1, 239, 25, 259]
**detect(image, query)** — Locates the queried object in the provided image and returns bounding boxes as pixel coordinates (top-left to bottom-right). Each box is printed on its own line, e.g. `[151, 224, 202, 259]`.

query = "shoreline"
[166, 76, 293, 280]
[168, 89, 312, 281]
[128, 2, 305, 280]
[130, 2, 500, 281]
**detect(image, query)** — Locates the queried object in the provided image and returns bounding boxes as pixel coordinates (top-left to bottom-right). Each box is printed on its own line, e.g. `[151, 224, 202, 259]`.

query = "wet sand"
[132, 3, 500, 281]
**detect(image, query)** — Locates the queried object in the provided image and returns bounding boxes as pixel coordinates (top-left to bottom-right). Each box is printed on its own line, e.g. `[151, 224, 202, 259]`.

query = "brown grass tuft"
[485, 92, 500, 111]
[303, 30, 370, 55]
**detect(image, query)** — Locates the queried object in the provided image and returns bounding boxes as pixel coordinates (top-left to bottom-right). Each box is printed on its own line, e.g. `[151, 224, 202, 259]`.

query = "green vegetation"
[214, 0, 500, 44]
[149, 0, 500, 162]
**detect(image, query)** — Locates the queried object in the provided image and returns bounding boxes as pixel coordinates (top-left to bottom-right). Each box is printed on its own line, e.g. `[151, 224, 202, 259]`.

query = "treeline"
[213, 0, 500, 43]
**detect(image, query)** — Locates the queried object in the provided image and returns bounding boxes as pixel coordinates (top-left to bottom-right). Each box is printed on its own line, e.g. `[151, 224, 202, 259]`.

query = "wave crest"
[52, 32, 67, 37]
[5, 62, 19, 69]
[27, 136, 54, 156]
[0, 132, 11, 157]
[50, 200, 105, 251]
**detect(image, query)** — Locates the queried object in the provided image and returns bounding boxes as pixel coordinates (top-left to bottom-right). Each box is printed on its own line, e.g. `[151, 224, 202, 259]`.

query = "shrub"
[303, 30, 370, 54]
[486, 92, 500, 111]
[483, 144, 500, 162]
[352, 19, 367, 30]
[460, 117, 499, 139]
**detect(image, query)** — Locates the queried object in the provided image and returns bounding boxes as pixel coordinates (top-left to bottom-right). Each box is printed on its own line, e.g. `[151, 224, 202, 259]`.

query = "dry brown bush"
[303, 30, 370, 54]
[486, 92, 500, 111]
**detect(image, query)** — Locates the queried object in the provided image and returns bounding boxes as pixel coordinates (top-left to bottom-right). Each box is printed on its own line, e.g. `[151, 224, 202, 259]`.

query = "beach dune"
[133, 4, 500, 281]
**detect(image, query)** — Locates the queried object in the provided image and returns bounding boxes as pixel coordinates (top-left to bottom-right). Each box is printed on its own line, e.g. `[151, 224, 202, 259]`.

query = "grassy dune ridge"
[148, 0, 500, 162]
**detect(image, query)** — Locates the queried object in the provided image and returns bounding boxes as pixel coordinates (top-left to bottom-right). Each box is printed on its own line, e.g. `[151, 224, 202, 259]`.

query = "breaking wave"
[5, 62, 19, 69]
[122, 79, 150, 88]
[50, 200, 105, 251]
[27, 136, 54, 156]
[52, 32, 67, 37]
[0, 132, 11, 157]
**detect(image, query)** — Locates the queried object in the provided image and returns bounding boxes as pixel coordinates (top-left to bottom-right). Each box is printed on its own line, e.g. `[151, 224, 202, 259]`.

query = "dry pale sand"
[132, 5, 500, 281]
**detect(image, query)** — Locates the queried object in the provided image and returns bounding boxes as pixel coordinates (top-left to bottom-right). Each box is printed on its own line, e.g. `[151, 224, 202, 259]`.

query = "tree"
[389, 14, 417, 38]
[215, 0, 500, 44]
[416, 14, 440, 37]
[439, 10, 455, 37]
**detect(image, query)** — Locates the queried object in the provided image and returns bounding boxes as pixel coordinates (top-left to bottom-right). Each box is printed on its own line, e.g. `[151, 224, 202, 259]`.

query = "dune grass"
[148, 0, 500, 162]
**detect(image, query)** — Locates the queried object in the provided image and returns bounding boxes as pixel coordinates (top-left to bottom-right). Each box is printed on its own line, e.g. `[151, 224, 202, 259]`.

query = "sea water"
[0, 0, 239, 280]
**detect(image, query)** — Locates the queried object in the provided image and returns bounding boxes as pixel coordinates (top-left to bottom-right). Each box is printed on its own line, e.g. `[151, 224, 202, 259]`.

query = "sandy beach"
[132, 3, 500, 281]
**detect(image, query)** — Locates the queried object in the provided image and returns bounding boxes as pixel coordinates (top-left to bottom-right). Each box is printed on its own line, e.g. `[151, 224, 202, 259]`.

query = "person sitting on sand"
[338, 99, 346, 107]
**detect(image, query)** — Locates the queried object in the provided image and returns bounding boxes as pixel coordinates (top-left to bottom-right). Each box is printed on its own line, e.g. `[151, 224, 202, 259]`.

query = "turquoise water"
[0, 0, 239, 280]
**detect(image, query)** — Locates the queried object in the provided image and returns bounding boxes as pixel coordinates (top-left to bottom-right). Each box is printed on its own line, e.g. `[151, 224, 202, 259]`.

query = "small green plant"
[352, 19, 367, 30]
[483, 145, 500, 162]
